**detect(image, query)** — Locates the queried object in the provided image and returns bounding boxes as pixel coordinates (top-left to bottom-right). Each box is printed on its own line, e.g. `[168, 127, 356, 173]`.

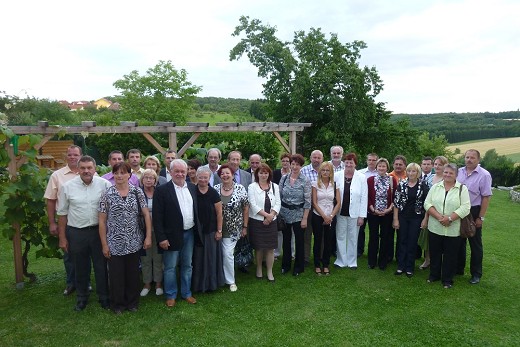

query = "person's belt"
[281, 202, 304, 210]
[69, 225, 99, 230]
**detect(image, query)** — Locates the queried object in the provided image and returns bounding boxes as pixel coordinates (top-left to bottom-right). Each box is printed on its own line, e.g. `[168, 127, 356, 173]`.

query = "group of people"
[44, 144, 492, 313]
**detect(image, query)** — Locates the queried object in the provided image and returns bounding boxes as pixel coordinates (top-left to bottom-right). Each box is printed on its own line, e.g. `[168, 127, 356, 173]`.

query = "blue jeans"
[163, 228, 194, 299]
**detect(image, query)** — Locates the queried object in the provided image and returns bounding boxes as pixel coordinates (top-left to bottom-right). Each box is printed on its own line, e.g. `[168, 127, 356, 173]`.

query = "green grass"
[505, 153, 520, 163]
[1, 190, 519, 346]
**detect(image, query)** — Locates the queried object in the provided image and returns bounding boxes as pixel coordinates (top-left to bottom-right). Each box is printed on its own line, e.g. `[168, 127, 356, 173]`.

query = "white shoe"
[229, 284, 238, 292]
[140, 287, 150, 297]
[155, 288, 164, 296]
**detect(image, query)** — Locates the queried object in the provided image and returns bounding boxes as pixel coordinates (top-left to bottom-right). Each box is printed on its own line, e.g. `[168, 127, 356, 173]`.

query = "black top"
[197, 186, 221, 235]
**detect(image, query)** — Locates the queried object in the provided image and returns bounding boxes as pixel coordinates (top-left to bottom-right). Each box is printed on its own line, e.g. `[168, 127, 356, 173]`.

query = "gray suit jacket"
[212, 168, 252, 189]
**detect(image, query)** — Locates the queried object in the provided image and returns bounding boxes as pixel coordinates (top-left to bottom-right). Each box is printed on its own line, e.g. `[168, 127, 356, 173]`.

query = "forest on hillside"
[392, 111, 520, 143]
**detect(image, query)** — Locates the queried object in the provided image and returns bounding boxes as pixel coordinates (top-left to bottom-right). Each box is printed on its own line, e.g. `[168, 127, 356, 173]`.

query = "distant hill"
[391, 111, 520, 143]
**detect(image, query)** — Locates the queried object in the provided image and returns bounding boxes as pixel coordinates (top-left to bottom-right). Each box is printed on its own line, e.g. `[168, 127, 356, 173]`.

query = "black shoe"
[281, 268, 289, 275]
[292, 271, 300, 276]
[469, 276, 480, 284]
[368, 265, 375, 269]
[100, 300, 110, 310]
[127, 307, 138, 312]
[74, 301, 87, 312]
[63, 285, 75, 296]
[349, 266, 358, 270]
[406, 272, 414, 278]
[394, 270, 404, 276]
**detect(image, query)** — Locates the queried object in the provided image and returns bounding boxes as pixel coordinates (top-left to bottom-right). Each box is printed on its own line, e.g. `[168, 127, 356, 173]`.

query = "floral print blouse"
[214, 183, 249, 242]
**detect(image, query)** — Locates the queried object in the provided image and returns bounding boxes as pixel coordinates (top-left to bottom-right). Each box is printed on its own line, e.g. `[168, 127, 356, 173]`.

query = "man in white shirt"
[159, 150, 176, 181]
[301, 150, 323, 265]
[57, 156, 112, 311]
[358, 153, 379, 257]
[204, 148, 222, 186]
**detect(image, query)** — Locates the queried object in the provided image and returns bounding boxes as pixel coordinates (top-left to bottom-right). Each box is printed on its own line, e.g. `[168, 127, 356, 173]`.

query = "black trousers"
[429, 232, 461, 285]
[282, 222, 305, 273]
[108, 251, 140, 311]
[367, 213, 392, 269]
[457, 206, 483, 278]
[357, 218, 367, 256]
[311, 214, 333, 268]
[67, 225, 108, 304]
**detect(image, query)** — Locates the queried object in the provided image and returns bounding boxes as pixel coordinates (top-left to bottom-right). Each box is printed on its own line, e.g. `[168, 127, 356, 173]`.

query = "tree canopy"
[113, 60, 201, 124]
[230, 16, 391, 156]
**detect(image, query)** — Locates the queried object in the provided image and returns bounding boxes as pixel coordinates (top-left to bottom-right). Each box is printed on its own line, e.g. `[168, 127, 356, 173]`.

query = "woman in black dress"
[191, 166, 224, 292]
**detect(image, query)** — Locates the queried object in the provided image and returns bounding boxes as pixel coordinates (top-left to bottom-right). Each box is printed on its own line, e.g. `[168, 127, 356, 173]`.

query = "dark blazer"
[212, 168, 252, 189]
[159, 168, 168, 178]
[153, 181, 202, 251]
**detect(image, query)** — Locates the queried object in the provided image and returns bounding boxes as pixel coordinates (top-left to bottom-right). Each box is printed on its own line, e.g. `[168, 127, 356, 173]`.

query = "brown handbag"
[459, 185, 476, 238]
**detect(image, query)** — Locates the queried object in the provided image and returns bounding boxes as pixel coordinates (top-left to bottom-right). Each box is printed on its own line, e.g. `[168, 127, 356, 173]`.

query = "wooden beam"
[289, 131, 297, 154]
[168, 132, 177, 153]
[142, 133, 165, 154]
[273, 131, 290, 153]
[5, 140, 24, 288]
[177, 133, 202, 157]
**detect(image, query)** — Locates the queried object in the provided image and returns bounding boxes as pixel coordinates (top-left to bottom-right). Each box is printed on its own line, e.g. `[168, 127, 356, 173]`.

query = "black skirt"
[249, 218, 278, 250]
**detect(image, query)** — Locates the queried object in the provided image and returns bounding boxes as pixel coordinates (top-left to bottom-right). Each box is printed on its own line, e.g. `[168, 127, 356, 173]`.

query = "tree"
[113, 60, 202, 123]
[230, 16, 391, 156]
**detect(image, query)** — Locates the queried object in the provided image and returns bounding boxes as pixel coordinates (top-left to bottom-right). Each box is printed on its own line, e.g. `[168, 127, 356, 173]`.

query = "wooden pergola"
[7, 120, 312, 288]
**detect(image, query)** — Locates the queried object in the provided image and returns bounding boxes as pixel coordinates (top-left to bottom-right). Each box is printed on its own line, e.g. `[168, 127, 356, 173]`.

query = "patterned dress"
[98, 185, 147, 256]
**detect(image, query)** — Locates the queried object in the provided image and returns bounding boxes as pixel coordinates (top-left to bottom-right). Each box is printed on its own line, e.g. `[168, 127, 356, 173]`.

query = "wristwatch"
[448, 216, 452, 222]
[479, 216, 485, 221]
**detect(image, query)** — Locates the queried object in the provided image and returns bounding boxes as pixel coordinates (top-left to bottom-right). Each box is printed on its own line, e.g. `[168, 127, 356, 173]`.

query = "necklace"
[223, 185, 233, 191]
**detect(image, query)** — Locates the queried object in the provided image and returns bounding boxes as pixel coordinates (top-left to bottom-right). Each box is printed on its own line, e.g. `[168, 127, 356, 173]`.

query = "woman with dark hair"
[333, 153, 367, 270]
[279, 154, 311, 276]
[248, 163, 281, 282]
[192, 166, 225, 292]
[187, 159, 202, 185]
[312, 162, 341, 275]
[393, 163, 429, 277]
[214, 164, 249, 292]
[273, 153, 291, 184]
[99, 162, 152, 314]
[367, 158, 398, 270]
[424, 163, 470, 288]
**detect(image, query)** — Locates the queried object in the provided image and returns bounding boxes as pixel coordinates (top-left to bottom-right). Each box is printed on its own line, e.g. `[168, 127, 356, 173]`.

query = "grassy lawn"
[1, 190, 519, 346]
[189, 111, 258, 125]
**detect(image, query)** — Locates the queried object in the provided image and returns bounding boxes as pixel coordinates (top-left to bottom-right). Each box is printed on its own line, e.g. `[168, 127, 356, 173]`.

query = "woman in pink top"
[311, 162, 341, 275]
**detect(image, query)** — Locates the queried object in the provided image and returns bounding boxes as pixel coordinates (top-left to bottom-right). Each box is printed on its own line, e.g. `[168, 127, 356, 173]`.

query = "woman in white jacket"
[333, 153, 368, 269]
[248, 163, 281, 282]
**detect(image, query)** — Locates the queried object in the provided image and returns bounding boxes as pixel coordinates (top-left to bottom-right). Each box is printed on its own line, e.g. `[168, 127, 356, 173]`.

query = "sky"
[2, 0, 519, 114]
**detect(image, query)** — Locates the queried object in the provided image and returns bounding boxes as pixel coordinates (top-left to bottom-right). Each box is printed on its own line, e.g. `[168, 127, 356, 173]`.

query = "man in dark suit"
[245, 154, 262, 180]
[153, 159, 201, 307]
[159, 150, 176, 181]
[213, 151, 252, 188]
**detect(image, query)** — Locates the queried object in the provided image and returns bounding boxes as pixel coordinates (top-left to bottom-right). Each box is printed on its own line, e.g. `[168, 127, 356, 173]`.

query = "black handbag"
[134, 190, 145, 234]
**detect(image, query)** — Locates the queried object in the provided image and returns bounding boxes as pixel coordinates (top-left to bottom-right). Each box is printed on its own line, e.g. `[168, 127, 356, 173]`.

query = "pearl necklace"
[222, 185, 233, 191]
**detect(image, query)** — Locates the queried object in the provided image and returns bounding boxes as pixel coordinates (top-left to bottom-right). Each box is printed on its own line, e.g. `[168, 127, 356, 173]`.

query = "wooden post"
[5, 140, 24, 288]
[169, 132, 177, 153]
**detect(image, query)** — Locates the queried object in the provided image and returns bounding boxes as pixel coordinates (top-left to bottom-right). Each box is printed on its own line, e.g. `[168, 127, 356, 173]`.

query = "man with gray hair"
[204, 147, 222, 186]
[329, 145, 345, 172]
[153, 159, 201, 307]
[246, 154, 262, 181]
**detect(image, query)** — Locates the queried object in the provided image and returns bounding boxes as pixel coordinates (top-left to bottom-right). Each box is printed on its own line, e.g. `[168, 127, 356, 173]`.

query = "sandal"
[315, 267, 322, 275]
[323, 268, 330, 275]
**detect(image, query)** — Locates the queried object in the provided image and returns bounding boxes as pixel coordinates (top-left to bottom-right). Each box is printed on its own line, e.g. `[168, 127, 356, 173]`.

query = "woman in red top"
[366, 158, 397, 270]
